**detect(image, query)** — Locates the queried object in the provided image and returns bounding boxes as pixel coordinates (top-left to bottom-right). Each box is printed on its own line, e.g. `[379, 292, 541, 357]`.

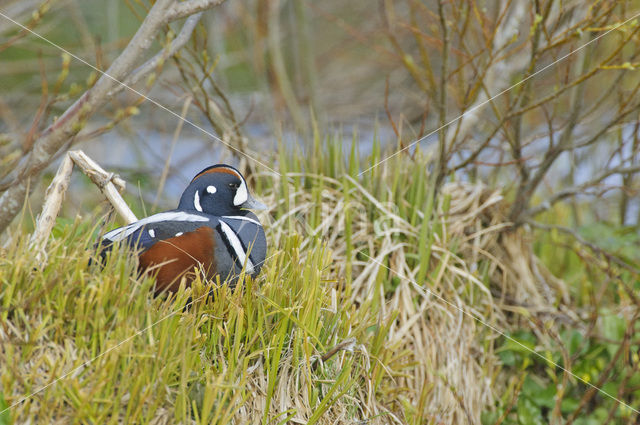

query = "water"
[68, 114, 638, 224]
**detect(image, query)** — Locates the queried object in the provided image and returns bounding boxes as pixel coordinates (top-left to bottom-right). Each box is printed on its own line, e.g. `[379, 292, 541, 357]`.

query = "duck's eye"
[228, 182, 240, 189]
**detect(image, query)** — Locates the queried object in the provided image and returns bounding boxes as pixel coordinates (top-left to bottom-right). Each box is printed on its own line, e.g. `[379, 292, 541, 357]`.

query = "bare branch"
[165, 0, 226, 22]
[435, 0, 449, 188]
[108, 12, 203, 98]
[0, 0, 224, 234]
[509, 30, 595, 223]
[526, 220, 640, 275]
[528, 164, 640, 216]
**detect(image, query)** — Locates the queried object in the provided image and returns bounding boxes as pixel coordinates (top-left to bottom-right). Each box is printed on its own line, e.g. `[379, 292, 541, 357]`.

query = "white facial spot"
[148, 229, 155, 238]
[194, 190, 203, 212]
[175, 232, 183, 237]
[207, 185, 217, 194]
[233, 180, 248, 206]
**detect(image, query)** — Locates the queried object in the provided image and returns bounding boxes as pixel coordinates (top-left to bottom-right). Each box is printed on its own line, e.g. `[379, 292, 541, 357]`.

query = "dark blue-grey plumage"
[97, 164, 267, 292]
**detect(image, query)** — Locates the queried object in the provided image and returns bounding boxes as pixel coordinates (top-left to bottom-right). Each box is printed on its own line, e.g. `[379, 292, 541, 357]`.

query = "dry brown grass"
[3, 148, 620, 424]
[253, 160, 570, 423]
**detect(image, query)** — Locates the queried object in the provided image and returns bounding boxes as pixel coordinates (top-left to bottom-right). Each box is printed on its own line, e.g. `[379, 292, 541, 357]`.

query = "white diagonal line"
[0, 251, 278, 414]
[358, 250, 640, 415]
[359, 10, 640, 176]
[0, 10, 281, 177]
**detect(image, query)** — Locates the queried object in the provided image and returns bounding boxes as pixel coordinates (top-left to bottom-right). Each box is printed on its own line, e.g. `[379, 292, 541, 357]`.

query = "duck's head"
[178, 164, 266, 215]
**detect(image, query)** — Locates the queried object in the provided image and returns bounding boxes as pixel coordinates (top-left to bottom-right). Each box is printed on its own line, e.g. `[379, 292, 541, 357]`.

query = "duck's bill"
[241, 195, 267, 210]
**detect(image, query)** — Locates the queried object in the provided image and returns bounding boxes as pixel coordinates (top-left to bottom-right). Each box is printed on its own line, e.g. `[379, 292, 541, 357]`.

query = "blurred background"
[1, 0, 639, 230]
[3, 1, 640, 422]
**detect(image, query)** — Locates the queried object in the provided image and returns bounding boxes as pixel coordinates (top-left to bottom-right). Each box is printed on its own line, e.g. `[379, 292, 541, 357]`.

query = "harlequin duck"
[99, 164, 267, 293]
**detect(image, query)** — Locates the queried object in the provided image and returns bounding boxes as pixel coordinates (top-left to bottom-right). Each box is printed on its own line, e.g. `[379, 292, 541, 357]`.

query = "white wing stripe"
[103, 212, 209, 242]
[221, 215, 261, 226]
[219, 220, 254, 274]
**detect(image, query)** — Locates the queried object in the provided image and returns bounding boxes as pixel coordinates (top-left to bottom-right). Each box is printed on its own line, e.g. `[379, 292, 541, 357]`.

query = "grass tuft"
[2, 137, 637, 423]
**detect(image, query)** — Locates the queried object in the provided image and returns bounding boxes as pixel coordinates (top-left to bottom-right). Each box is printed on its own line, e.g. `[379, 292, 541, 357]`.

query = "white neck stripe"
[219, 220, 254, 274]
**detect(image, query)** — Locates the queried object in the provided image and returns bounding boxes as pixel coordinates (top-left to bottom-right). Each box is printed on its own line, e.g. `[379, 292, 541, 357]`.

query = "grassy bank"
[1, 137, 639, 424]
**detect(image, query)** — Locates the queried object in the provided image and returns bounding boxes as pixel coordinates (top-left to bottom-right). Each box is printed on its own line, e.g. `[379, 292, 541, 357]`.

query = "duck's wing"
[100, 211, 217, 252]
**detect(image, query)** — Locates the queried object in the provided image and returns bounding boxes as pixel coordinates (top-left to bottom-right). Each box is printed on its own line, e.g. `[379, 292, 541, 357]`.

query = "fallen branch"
[67, 150, 137, 224]
[29, 150, 136, 262]
[29, 154, 73, 260]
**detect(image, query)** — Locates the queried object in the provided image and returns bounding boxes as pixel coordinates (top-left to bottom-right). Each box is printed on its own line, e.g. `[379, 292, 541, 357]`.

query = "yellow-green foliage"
[1, 217, 401, 424]
[2, 137, 639, 424]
